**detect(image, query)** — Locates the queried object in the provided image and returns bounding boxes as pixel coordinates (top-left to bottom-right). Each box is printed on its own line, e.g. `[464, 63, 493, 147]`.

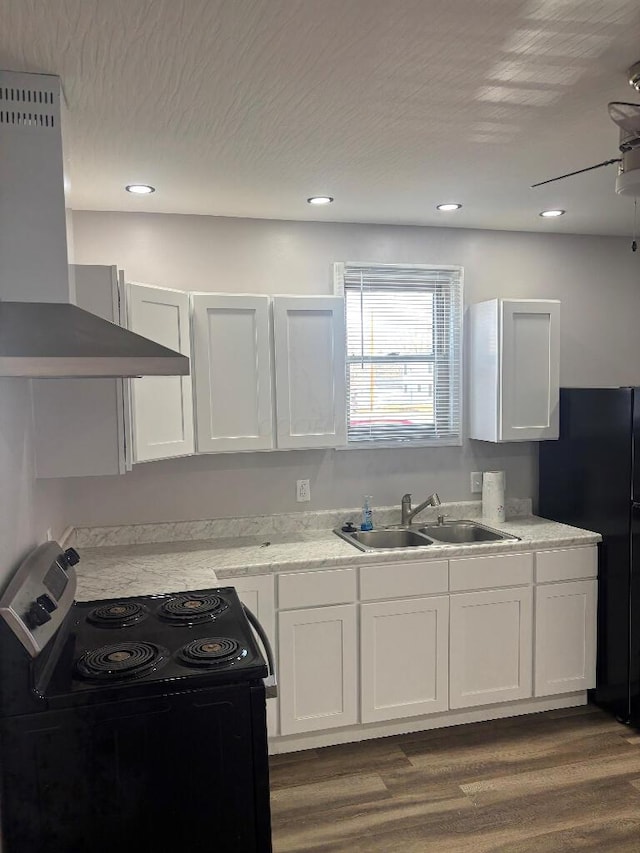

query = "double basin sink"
[334, 520, 519, 552]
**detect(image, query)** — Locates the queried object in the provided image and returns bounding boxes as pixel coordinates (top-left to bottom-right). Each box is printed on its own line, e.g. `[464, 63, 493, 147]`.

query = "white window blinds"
[336, 263, 463, 446]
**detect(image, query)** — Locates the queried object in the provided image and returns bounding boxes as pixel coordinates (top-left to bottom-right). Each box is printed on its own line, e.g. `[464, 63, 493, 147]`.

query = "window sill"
[336, 437, 463, 450]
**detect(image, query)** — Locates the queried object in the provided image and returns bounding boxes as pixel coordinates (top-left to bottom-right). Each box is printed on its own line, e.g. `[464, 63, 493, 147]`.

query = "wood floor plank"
[296, 813, 640, 853]
[287, 777, 640, 853]
[401, 721, 633, 786]
[269, 706, 640, 852]
[269, 738, 411, 790]
[269, 748, 319, 767]
[272, 790, 474, 852]
[460, 752, 640, 805]
[402, 710, 626, 760]
[489, 819, 640, 853]
[271, 772, 389, 819]
[379, 730, 634, 800]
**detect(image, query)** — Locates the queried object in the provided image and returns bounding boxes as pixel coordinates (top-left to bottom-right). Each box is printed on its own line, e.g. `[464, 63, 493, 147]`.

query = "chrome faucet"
[401, 492, 441, 526]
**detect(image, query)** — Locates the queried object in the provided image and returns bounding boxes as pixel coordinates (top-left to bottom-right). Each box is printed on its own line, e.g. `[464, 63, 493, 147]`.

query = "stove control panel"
[0, 542, 78, 657]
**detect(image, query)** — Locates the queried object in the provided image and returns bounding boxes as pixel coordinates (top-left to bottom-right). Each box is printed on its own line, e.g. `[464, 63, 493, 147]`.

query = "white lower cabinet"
[449, 587, 533, 709]
[360, 596, 449, 723]
[269, 545, 597, 748]
[278, 604, 358, 735]
[534, 580, 597, 697]
[227, 575, 278, 736]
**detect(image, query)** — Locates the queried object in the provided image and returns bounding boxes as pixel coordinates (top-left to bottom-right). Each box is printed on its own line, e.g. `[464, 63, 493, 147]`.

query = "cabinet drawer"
[360, 560, 448, 601]
[278, 568, 357, 610]
[535, 547, 597, 583]
[449, 552, 533, 591]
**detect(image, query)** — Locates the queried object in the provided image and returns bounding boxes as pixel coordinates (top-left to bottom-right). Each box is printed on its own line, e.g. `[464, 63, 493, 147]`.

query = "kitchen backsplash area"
[59, 438, 537, 528]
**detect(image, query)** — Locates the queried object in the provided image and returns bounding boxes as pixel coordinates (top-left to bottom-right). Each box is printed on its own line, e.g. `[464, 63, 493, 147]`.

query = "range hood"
[0, 69, 189, 378]
[0, 302, 189, 378]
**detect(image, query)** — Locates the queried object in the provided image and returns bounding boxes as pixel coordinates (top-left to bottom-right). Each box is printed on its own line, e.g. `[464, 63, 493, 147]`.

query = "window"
[334, 262, 463, 447]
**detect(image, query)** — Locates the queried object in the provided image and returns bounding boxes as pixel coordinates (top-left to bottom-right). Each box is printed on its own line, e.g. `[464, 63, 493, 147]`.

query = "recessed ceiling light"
[436, 203, 462, 211]
[126, 184, 156, 195]
[307, 196, 334, 205]
[539, 209, 565, 217]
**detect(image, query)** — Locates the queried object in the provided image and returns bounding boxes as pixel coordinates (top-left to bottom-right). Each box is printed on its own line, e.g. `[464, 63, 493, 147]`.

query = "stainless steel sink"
[418, 520, 519, 544]
[334, 527, 434, 551]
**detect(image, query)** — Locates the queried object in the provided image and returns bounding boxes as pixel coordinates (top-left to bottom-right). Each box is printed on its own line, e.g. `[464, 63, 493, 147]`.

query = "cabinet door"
[273, 296, 346, 449]
[450, 587, 533, 709]
[500, 300, 560, 441]
[361, 596, 448, 723]
[127, 282, 194, 462]
[278, 605, 357, 735]
[535, 580, 597, 697]
[32, 265, 129, 477]
[192, 294, 274, 452]
[229, 575, 278, 736]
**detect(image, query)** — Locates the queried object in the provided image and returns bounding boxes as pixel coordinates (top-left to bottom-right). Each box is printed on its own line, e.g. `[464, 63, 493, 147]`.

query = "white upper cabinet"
[33, 267, 196, 477]
[191, 294, 274, 453]
[470, 299, 560, 442]
[126, 282, 194, 463]
[33, 265, 130, 478]
[272, 296, 346, 449]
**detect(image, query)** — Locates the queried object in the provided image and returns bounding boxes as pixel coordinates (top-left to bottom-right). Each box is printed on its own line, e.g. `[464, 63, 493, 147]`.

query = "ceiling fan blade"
[531, 158, 622, 188]
[608, 101, 640, 134]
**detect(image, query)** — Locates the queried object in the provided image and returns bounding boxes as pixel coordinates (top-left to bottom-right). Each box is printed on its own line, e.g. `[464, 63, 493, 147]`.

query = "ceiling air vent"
[0, 85, 56, 128]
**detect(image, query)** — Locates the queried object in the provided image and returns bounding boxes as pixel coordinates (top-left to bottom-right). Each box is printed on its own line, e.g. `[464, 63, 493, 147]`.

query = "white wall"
[0, 379, 68, 591]
[61, 211, 640, 526]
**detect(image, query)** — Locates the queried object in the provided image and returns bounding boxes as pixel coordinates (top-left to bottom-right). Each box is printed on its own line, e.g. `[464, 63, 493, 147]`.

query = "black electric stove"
[0, 542, 274, 853]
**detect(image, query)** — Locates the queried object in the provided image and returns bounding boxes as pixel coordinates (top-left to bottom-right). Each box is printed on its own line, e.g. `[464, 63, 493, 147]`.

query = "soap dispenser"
[361, 496, 374, 531]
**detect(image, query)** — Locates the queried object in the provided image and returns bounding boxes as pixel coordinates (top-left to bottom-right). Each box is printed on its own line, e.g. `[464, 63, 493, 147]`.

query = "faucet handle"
[437, 514, 449, 526]
[401, 493, 412, 503]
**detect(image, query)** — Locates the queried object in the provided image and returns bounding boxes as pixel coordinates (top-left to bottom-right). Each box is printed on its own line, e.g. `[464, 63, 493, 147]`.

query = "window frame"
[334, 261, 464, 449]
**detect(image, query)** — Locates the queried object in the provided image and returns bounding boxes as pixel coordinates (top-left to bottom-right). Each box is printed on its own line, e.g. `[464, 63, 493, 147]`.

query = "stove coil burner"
[87, 602, 149, 628]
[158, 594, 228, 624]
[178, 637, 247, 668]
[76, 641, 168, 681]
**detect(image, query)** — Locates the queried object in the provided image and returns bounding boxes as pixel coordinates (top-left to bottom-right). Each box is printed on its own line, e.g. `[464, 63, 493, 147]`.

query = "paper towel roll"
[482, 471, 505, 523]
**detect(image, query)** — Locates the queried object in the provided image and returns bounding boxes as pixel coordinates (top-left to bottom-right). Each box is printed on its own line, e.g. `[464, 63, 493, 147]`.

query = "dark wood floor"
[269, 705, 640, 852]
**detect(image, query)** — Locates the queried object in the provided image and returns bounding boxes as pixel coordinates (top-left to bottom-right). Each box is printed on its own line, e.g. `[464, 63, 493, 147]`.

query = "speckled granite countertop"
[74, 515, 601, 602]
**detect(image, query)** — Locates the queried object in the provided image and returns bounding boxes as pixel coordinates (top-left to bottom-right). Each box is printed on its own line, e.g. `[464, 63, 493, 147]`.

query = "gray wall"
[61, 211, 640, 526]
[0, 379, 68, 590]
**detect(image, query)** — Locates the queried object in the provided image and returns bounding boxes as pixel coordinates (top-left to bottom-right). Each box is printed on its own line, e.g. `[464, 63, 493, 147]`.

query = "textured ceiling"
[2, 0, 640, 235]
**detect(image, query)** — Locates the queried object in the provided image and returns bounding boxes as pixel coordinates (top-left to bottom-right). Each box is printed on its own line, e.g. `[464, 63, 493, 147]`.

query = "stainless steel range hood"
[0, 302, 189, 378]
[0, 69, 189, 378]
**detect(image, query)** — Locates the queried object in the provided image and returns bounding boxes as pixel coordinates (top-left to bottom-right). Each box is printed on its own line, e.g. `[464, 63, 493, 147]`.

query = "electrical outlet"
[46, 528, 53, 541]
[470, 472, 483, 494]
[296, 479, 311, 502]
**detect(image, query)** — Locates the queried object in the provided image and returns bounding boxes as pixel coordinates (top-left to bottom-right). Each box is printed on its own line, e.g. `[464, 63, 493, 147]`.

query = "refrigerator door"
[539, 388, 633, 720]
[539, 388, 632, 533]
[629, 501, 640, 724]
[632, 389, 640, 502]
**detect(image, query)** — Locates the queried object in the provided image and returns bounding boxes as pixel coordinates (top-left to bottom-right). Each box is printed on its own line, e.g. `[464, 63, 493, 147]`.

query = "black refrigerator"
[539, 387, 640, 725]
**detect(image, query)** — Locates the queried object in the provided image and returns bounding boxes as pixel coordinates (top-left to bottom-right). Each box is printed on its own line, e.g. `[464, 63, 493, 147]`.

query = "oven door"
[0, 682, 272, 853]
